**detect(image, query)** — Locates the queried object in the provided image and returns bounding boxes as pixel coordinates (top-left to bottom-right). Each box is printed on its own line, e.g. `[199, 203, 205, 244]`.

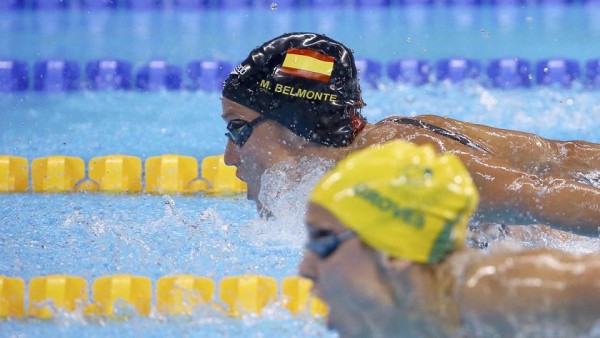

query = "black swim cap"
[222, 32, 366, 147]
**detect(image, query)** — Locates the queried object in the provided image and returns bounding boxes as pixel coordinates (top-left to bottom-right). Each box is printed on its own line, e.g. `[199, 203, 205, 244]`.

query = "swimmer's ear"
[377, 252, 412, 273]
[281, 126, 312, 150]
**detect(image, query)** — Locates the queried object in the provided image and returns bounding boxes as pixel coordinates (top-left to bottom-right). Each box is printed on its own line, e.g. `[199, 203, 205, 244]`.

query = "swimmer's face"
[299, 203, 397, 337]
[221, 98, 299, 211]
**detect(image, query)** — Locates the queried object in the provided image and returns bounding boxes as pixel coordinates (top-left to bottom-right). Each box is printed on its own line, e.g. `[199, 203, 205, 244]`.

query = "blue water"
[2, 5, 600, 64]
[1, 4, 600, 337]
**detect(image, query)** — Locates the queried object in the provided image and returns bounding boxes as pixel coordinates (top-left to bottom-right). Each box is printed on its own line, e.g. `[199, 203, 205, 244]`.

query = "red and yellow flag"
[280, 48, 335, 83]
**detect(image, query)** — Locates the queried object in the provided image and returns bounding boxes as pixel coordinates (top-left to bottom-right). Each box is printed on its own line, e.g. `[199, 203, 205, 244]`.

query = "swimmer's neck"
[384, 256, 464, 336]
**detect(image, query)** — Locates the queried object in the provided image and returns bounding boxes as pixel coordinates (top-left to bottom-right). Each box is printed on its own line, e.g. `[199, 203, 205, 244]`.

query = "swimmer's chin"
[250, 197, 274, 219]
[257, 205, 274, 219]
[326, 315, 343, 335]
[326, 316, 335, 330]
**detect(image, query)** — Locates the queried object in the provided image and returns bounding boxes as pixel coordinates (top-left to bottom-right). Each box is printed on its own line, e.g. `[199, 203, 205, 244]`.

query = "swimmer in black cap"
[221, 32, 600, 236]
[222, 32, 365, 148]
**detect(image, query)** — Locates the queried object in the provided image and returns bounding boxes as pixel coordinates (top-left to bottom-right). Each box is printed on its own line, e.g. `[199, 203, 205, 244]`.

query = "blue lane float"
[0, 0, 25, 8]
[219, 0, 254, 7]
[486, 58, 532, 88]
[356, 0, 392, 6]
[3, 57, 600, 92]
[255, 0, 302, 6]
[536, 58, 580, 88]
[0, 60, 29, 92]
[387, 59, 431, 86]
[31, 0, 70, 8]
[136, 60, 182, 91]
[187, 60, 232, 91]
[173, 0, 208, 7]
[585, 59, 600, 88]
[124, 0, 162, 8]
[355, 59, 383, 88]
[310, 0, 346, 5]
[80, 0, 118, 8]
[85, 59, 132, 90]
[33, 60, 80, 92]
[436, 58, 482, 83]
[447, 0, 483, 5]
[398, 0, 432, 4]
[2, 0, 597, 9]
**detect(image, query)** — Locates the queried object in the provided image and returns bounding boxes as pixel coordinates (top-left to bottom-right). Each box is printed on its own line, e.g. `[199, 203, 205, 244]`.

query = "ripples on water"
[1, 84, 599, 336]
[3, 2, 600, 335]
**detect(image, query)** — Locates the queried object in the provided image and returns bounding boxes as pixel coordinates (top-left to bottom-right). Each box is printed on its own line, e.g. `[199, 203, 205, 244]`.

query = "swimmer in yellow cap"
[299, 140, 600, 337]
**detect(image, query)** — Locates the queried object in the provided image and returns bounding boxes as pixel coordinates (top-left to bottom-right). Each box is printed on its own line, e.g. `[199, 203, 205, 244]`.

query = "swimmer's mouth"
[326, 314, 336, 330]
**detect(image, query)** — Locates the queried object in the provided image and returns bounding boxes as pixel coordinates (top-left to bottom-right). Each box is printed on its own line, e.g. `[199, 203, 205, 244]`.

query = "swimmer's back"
[372, 115, 599, 177]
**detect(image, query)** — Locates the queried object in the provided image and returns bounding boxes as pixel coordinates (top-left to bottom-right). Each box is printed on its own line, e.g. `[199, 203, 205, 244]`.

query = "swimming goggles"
[225, 115, 269, 147]
[305, 229, 356, 259]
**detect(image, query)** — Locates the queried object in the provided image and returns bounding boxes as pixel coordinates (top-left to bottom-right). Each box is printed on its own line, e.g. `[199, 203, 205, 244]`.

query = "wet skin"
[299, 203, 600, 337]
[356, 117, 600, 235]
[221, 98, 298, 210]
[222, 96, 600, 234]
[298, 203, 399, 337]
[221, 97, 341, 212]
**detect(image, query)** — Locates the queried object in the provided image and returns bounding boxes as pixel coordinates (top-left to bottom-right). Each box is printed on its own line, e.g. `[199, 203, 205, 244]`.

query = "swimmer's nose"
[224, 139, 240, 167]
[298, 251, 318, 283]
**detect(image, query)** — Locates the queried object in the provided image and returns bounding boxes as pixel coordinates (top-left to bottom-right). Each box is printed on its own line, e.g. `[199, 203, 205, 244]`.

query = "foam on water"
[364, 83, 600, 143]
[1, 84, 600, 336]
[250, 156, 336, 245]
[0, 192, 336, 336]
[1, 2, 599, 335]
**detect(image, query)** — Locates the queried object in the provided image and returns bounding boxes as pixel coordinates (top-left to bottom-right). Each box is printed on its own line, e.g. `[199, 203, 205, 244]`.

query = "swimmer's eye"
[312, 230, 334, 240]
[304, 227, 357, 260]
[306, 223, 334, 240]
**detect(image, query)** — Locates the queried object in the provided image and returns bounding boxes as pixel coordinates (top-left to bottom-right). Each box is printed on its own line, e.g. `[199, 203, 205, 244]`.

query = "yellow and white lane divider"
[0, 274, 327, 320]
[0, 154, 246, 195]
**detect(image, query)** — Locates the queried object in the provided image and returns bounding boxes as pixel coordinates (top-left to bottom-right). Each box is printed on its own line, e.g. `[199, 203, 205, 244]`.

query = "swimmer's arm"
[457, 249, 600, 330]
[502, 223, 583, 242]
[545, 140, 600, 175]
[459, 153, 600, 236]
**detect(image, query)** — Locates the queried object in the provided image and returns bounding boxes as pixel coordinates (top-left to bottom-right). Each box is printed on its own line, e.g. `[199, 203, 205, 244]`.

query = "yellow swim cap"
[309, 140, 479, 263]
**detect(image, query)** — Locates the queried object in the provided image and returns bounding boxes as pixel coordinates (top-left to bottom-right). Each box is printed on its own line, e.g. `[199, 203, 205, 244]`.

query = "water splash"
[254, 157, 335, 243]
[574, 170, 600, 189]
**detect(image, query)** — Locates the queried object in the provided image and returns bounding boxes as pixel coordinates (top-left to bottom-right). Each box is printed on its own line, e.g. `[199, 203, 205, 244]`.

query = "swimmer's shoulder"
[377, 114, 460, 125]
[355, 116, 457, 153]
[352, 118, 410, 149]
[376, 115, 477, 134]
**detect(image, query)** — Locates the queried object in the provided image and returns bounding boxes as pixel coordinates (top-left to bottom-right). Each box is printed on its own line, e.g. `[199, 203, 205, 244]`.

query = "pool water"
[3, 5, 600, 63]
[2, 3, 600, 337]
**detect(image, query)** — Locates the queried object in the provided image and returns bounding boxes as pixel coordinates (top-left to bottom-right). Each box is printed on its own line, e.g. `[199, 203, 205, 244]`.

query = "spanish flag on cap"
[280, 48, 335, 83]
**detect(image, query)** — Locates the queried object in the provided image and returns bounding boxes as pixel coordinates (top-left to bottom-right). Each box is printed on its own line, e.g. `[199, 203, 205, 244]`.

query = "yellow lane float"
[156, 275, 215, 315]
[281, 276, 328, 317]
[28, 275, 88, 319]
[86, 154, 142, 193]
[0, 156, 28, 192]
[90, 275, 152, 317]
[145, 154, 208, 194]
[219, 275, 277, 317]
[201, 155, 247, 194]
[32, 155, 85, 192]
[0, 276, 25, 318]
